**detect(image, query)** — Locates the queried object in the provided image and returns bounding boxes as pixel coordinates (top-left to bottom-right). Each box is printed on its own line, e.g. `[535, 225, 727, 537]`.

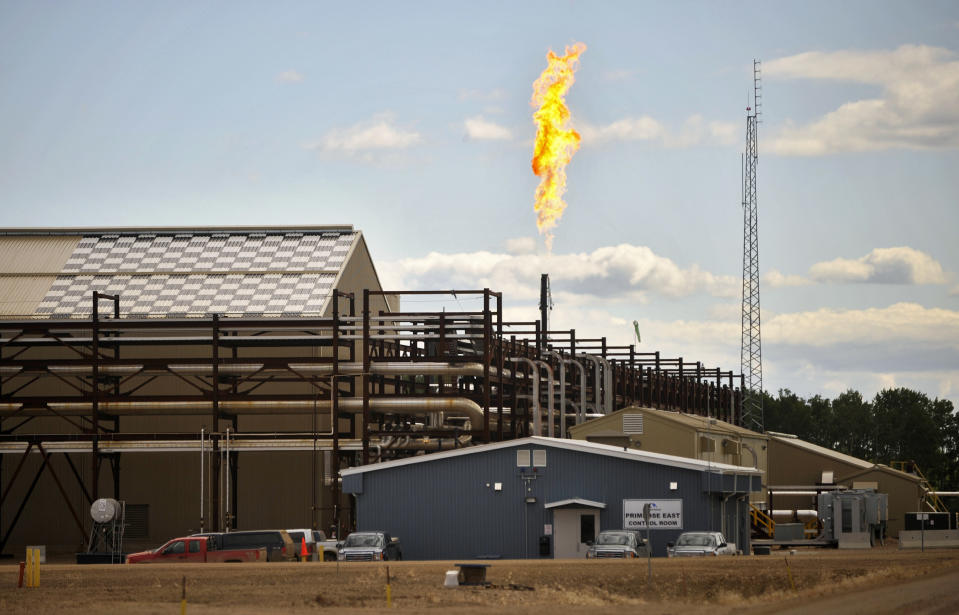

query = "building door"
[552, 508, 600, 558]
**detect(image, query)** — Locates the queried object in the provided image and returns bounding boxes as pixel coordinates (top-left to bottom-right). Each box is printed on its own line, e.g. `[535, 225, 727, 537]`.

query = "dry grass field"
[2, 546, 958, 614]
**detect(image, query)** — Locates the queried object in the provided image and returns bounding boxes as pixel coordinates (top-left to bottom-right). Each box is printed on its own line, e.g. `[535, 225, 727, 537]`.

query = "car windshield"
[596, 532, 630, 546]
[677, 534, 716, 547]
[344, 533, 384, 548]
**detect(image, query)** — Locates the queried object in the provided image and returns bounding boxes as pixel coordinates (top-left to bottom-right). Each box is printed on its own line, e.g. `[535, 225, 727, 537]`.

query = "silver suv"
[585, 530, 649, 559]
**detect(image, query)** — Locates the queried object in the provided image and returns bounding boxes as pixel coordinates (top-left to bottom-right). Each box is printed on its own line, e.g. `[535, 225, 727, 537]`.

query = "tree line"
[762, 387, 959, 493]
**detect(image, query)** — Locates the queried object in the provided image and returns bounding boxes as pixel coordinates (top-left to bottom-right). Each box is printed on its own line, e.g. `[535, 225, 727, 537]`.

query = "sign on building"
[623, 499, 683, 530]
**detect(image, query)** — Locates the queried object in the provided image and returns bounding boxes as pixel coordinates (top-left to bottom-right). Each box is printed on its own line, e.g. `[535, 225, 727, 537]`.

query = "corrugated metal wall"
[351, 443, 752, 559]
[0, 235, 81, 315]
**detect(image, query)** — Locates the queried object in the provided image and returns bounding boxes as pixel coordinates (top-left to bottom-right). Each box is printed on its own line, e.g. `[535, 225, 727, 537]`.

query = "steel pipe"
[25, 397, 486, 424]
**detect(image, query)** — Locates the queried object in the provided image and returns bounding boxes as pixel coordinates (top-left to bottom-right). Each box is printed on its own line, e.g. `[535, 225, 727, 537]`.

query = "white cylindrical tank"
[90, 498, 120, 523]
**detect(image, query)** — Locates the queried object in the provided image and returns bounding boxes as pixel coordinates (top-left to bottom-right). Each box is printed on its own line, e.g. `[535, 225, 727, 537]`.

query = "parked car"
[585, 530, 649, 559]
[127, 536, 266, 564]
[336, 531, 402, 561]
[285, 529, 338, 561]
[666, 531, 737, 557]
[315, 530, 341, 561]
[193, 529, 296, 562]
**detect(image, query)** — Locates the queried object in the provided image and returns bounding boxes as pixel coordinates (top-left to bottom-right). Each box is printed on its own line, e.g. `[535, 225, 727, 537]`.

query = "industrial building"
[0, 226, 747, 557]
[567, 407, 935, 539]
[341, 436, 761, 559]
[767, 433, 928, 538]
[568, 407, 769, 503]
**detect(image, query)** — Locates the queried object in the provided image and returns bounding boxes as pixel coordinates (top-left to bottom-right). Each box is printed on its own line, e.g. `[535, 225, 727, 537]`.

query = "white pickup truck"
[666, 531, 737, 557]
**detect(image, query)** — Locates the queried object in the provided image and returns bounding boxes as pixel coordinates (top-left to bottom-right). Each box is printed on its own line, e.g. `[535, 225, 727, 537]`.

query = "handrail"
[749, 503, 775, 538]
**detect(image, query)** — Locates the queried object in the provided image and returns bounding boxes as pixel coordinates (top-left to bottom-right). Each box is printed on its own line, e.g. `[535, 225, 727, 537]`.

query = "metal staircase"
[891, 461, 947, 512]
[749, 503, 775, 539]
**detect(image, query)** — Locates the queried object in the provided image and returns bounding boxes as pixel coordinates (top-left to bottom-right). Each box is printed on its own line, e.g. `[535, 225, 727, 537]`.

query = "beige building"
[767, 433, 927, 538]
[569, 407, 769, 503]
[0, 226, 393, 554]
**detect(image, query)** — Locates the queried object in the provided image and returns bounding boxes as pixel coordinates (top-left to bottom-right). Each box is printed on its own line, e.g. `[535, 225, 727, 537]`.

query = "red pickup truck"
[126, 536, 266, 564]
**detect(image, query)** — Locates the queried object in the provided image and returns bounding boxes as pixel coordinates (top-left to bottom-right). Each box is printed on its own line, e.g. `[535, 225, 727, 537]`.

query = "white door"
[552, 509, 600, 558]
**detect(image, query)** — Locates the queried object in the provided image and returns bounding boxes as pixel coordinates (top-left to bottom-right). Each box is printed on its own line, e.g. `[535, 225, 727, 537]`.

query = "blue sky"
[2, 1, 958, 406]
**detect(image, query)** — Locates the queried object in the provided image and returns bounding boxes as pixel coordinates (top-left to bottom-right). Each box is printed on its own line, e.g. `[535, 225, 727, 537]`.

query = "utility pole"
[740, 59, 764, 432]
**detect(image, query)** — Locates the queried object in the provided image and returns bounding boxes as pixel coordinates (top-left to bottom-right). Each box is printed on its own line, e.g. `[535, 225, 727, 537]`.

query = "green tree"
[871, 388, 949, 484]
[806, 394, 835, 448]
[831, 390, 873, 460]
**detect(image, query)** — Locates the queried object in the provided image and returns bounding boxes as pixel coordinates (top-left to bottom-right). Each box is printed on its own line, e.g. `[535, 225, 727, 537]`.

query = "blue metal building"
[341, 437, 761, 559]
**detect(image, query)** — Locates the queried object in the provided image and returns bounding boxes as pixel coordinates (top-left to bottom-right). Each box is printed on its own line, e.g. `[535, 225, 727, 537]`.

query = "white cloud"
[378, 243, 739, 303]
[504, 237, 536, 255]
[764, 302, 959, 348]
[307, 113, 422, 156]
[276, 69, 304, 83]
[950, 284, 959, 297]
[808, 247, 947, 285]
[580, 116, 665, 142]
[766, 45, 959, 155]
[464, 116, 512, 141]
[629, 303, 959, 402]
[580, 114, 738, 148]
[764, 269, 811, 288]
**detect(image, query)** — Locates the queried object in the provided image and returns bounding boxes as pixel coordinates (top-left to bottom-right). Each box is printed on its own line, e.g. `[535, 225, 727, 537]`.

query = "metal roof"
[768, 434, 873, 469]
[0, 228, 361, 318]
[545, 498, 607, 509]
[569, 406, 767, 439]
[340, 436, 764, 477]
[768, 435, 922, 483]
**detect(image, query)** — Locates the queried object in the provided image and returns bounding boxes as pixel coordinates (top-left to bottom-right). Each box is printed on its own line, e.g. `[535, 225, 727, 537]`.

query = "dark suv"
[195, 530, 296, 562]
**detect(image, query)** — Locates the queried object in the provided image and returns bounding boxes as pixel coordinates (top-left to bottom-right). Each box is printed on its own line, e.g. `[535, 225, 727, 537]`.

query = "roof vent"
[623, 414, 643, 434]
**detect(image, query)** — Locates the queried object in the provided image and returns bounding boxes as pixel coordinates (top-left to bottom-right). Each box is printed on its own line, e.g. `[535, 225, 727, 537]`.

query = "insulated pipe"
[546, 351, 567, 437]
[508, 357, 541, 436]
[601, 356, 613, 414]
[563, 359, 586, 425]
[199, 428, 204, 534]
[26, 361, 501, 378]
[322, 450, 333, 486]
[578, 354, 603, 415]
[533, 360, 555, 438]
[48, 365, 144, 375]
[225, 427, 231, 531]
[289, 362, 492, 377]
[169, 364, 264, 375]
[28, 397, 486, 424]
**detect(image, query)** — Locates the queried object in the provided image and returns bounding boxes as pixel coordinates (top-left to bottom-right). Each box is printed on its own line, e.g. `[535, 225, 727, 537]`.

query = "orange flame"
[531, 42, 586, 252]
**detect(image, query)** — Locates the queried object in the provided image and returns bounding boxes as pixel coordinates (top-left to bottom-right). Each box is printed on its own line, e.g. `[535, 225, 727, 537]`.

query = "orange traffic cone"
[301, 536, 309, 562]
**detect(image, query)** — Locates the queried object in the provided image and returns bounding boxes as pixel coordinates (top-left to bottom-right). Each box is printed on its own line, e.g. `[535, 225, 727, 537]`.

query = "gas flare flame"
[531, 42, 586, 253]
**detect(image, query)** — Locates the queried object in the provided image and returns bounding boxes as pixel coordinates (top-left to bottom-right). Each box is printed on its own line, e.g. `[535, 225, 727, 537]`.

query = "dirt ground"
[2, 546, 958, 614]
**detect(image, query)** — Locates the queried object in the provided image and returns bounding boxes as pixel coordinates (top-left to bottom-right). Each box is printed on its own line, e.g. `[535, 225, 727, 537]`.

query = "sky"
[1, 1, 958, 407]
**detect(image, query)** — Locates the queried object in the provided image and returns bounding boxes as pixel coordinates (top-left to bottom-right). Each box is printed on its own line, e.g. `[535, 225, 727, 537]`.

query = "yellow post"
[26, 548, 39, 588]
[784, 557, 796, 593]
[180, 575, 187, 615]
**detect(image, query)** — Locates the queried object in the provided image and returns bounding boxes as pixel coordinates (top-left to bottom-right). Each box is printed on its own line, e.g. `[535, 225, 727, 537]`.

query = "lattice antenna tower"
[740, 59, 764, 432]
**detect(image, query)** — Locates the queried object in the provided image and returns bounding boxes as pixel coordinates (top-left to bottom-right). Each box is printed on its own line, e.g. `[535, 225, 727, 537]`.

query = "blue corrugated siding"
[349, 443, 753, 559]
